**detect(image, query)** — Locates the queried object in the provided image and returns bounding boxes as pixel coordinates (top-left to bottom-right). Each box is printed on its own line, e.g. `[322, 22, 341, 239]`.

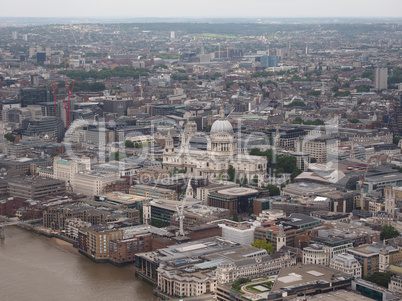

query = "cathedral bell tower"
[379, 239, 390, 273]
[277, 223, 286, 251]
[164, 130, 174, 154]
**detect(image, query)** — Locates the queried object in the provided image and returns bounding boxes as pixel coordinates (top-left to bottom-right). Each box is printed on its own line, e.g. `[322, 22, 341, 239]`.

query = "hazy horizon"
[1, 0, 402, 19]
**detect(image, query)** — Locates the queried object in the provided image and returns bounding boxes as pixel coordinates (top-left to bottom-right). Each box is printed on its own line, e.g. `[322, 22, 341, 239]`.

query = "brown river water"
[0, 226, 157, 301]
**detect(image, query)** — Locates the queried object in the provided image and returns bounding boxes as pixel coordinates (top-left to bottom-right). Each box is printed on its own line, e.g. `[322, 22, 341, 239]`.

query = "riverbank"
[2, 217, 80, 254]
[48, 236, 79, 255]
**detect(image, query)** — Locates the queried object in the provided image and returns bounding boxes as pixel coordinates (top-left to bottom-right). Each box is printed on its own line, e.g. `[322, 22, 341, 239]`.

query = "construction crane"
[51, 76, 60, 117]
[358, 155, 381, 209]
[175, 203, 185, 236]
[175, 177, 192, 236]
[50, 54, 54, 77]
[63, 76, 76, 129]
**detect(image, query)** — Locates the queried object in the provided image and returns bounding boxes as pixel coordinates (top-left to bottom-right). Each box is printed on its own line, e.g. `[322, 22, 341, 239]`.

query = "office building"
[73, 171, 120, 196]
[217, 220, 255, 245]
[330, 254, 362, 278]
[347, 242, 402, 277]
[258, 55, 280, 67]
[129, 184, 177, 200]
[22, 116, 65, 142]
[207, 187, 261, 215]
[19, 88, 53, 107]
[254, 213, 321, 250]
[261, 265, 355, 301]
[375, 67, 388, 90]
[352, 278, 400, 301]
[36, 52, 46, 63]
[7, 176, 66, 199]
[136, 236, 295, 299]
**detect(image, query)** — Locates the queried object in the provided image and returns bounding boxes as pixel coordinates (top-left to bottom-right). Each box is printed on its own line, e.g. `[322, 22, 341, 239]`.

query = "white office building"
[330, 254, 362, 278]
[375, 67, 388, 90]
[218, 220, 255, 245]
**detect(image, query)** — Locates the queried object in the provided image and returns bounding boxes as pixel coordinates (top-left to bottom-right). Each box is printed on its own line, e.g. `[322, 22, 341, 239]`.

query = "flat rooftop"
[131, 184, 176, 194]
[7, 176, 64, 187]
[138, 236, 264, 263]
[286, 182, 330, 190]
[271, 264, 352, 293]
[306, 289, 377, 301]
[365, 172, 402, 182]
[217, 187, 258, 196]
[98, 192, 148, 204]
[348, 242, 398, 256]
[150, 198, 201, 211]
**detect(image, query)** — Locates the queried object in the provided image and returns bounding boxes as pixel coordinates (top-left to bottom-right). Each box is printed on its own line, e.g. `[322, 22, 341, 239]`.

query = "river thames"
[0, 226, 156, 301]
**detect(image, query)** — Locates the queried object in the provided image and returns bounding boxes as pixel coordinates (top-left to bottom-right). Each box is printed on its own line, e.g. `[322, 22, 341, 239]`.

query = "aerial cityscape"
[1, 3, 402, 301]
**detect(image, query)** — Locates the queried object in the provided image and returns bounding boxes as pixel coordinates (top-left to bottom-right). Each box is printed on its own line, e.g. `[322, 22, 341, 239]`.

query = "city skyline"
[1, 0, 402, 19]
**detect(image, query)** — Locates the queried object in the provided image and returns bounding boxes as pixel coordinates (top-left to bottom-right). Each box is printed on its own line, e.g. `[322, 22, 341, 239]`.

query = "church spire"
[186, 176, 194, 199]
[220, 100, 225, 119]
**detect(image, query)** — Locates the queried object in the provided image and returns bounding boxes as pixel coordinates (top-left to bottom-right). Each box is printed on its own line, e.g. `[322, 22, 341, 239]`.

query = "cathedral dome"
[210, 119, 234, 134]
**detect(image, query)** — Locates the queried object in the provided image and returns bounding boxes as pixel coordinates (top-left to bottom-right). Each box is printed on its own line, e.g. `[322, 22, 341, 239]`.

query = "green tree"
[156, 53, 180, 59]
[288, 100, 306, 107]
[227, 165, 236, 182]
[232, 278, 251, 291]
[304, 119, 325, 125]
[251, 239, 274, 254]
[381, 225, 400, 240]
[291, 168, 302, 180]
[233, 211, 239, 222]
[292, 117, 304, 124]
[393, 136, 401, 145]
[241, 176, 248, 186]
[250, 148, 301, 176]
[217, 173, 225, 180]
[364, 272, 393, 288]
[170, 167, 186, 177]
[276, 156, 297, 174]
[356, 85, 371, 92]
[171, 73, 189, 81]
[4, 133, 15, 142]
[266, 184, 280, 196]
[153, 64, 168, 70]
[111, 151, 120, 161]
[125, 140, 134, 148]
[310, 157, 317, 163]
[348, 118, 360, 124]
[362, 69, 374, 80]
[307, 90, 321, 96]
[251, 70, 273, 78]
[252, 175, 259, 186]
[334, 91, 351, 97]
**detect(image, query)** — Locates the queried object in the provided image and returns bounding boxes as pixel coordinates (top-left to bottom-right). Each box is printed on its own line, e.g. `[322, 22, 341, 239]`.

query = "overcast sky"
[1, 0, 402, 18]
